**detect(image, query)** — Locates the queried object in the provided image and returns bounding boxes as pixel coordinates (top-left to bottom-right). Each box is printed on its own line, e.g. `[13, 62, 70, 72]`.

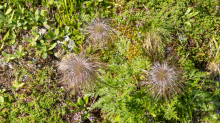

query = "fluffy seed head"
[147, 62, 183, 99]
[58, 54, 101, 90]
[83, 18, 116, 48]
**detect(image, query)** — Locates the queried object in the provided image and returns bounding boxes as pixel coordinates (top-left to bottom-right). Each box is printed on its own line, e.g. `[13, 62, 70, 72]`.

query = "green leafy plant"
[2, 51, 16, 63]
[35, 39, 57, 59]
[0, 89, 6, 103]
[15, 45, 27, 59]
[182, 7, 199, 28]
[10, 80, 25, 91]
[23, 35, 39, 47]
[77, 95, 89, 107]
[0, 0, 220, 122]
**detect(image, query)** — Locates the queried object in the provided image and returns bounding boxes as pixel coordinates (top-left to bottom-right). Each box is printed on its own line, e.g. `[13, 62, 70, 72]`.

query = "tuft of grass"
[146, 62, 184, 99]
[143, 28, 170, 59]
[58, 53, 101, 91]
[207, 37, 220, 75]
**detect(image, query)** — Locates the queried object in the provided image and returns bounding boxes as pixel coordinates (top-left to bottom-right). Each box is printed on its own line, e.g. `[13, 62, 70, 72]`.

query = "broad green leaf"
[55, 29, 59, 36]
[208, 103, 216, 110]
[185, 7, 192, 15]
[47, 29, 54, 38]
[40, 9, 45, 16]
[14, 80, 18, 86]
[211, 114, 218, 120]
[0, 5, 3, 9]
[114, 115, 120, 122]
[3, 31, 9, 41]
[9, 54, 17, 60]
[15, 51, 20, 56]
[21, 8, 24, 14]
[42, 52, 47, 59]
[0, 89, 6, 93]
[77, 98, 84, 106]
[4, 24, 14, 28]
[17, 22, 21, 27]
[0, 13, 5, 21]
[185, 21, 191, 28]
[0, 42, 4, 50]
[42, 1, 47, 8]
[28, 12, 34, 19]
[13, 81, 24, 90]
[75, 35, 81, 40]
[62, 108, 66, 115]
[36, 44, 46, 50]
[9, 10, 14, 22]
[3, 58, 10, 63]
[65, 26, 69, 33]
[40, 40, 44, 44]
[34, 35, 39, 41]
[84, 96, 89, 105]
[19, 83, 25, 87]
[23, 38, 31, 42]
[48, 43, 57, 50]
[35, 9, 39, 21]
[3, 3, 7, 8]
[2, 51, 7, 57]
[18, 45, 22, 52]
[0, 96, 4, 103]
[48, 0, 54, 4]
[189, 12, 199, 18]
[5, 7, 12, 15]
[17, 4, 21, 11]
[43, 22, 50, 29]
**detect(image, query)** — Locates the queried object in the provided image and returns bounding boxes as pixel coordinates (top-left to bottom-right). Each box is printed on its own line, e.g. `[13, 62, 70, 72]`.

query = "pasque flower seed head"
[147, 62, 183, 99]
[83, 18, 116, 48]
[58, 54, 101, 90]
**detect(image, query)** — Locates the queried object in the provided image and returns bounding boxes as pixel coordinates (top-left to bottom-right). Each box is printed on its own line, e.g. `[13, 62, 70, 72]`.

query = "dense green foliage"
[0, 0, 220, 122]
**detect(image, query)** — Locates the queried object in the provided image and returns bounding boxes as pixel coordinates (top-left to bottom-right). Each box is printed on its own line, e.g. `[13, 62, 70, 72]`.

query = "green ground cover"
[0, 0, 220, 122]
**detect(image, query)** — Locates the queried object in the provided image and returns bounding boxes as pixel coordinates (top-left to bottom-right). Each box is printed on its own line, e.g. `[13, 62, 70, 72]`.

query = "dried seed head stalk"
[58, 53, 101, 90]
[83, 18, 116, 48]
[147, 62, 184, 99]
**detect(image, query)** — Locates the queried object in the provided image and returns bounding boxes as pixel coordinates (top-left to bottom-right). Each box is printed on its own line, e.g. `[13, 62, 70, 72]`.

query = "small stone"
[39, 27, 47, 36]
[32, 57, 37, 62]
[37, 64, 42, 68]
[64, 35, 75, 51]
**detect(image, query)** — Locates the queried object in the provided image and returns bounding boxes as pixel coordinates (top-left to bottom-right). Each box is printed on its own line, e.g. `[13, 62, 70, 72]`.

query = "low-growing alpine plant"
[72, 110, 95, 123]
[147, 62, 184, 99]
[1, 0, 220, 122]
[82, 18, 116, 48]
[58, 53, 101, 91]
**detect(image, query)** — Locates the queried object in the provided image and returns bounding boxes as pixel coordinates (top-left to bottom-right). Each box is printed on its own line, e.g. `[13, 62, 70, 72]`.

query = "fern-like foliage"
[162, 96, 179, 120]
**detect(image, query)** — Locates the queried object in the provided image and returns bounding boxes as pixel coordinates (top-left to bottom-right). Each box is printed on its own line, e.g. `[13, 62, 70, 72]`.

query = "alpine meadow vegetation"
[0, 0, 220, 123]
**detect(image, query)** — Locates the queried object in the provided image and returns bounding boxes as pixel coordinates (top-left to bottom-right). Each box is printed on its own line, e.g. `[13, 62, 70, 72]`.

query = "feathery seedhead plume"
[58, 53, 101, 91]
[83, 18, 116, 48]
[147, 62, 183, 99]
